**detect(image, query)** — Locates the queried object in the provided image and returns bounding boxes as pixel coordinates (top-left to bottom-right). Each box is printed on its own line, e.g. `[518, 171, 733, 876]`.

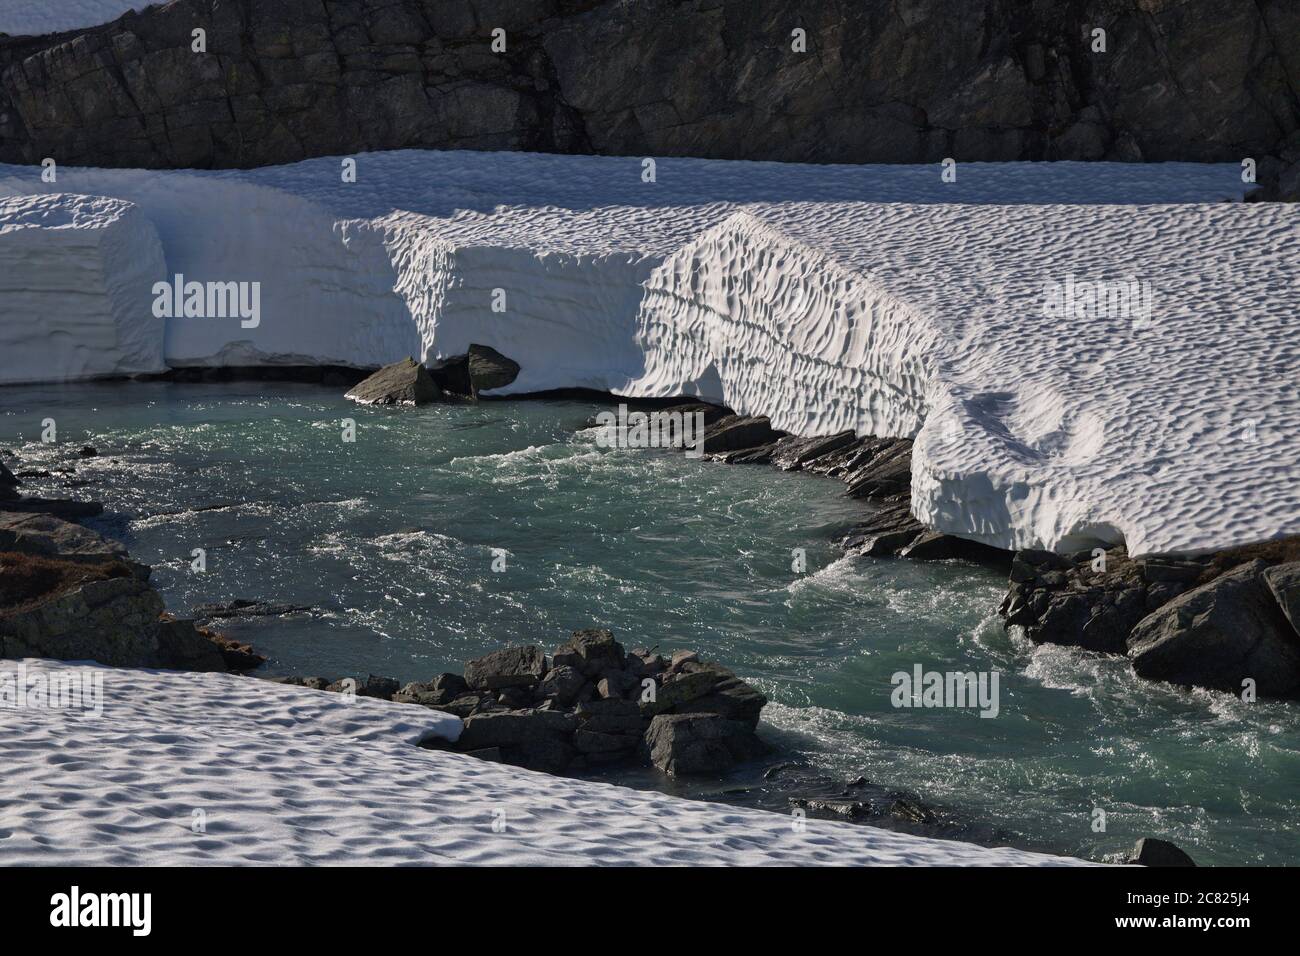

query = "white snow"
[0, 0, 152, 36]
[0, 659, 1091, 865]
[0, 151, 1295, 556]
[0, 192, 166, 383]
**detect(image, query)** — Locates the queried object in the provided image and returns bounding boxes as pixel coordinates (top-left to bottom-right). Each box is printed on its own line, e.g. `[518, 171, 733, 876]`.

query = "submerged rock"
[192, 598, 313, 619]
[345, 357, 441, 406]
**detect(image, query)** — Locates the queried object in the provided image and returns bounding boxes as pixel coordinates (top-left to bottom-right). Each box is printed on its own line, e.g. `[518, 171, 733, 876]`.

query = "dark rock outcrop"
[701, 415, 781, 455]
[192, 598, 312, 619]
[466, 344, 521, 394]
[0, 551, 226, 671]
[1126, 837, 1197, 867]
[345, 357, 441, 406]
[398, 629, 772, 775]
[464, 644, 546, 690]
[1126, 561, 1300, 697]
[1, 0, 1295, 189]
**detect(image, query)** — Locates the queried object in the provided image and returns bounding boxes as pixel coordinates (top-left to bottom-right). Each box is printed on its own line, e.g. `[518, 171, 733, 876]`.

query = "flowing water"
[3, 381, 1297, 865]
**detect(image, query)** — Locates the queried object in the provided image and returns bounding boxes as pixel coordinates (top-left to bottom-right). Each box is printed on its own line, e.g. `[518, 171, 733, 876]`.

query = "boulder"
[534, 664, 586, 706]
[1126, 838, 1197, 867]
[642, 661, 766, 727]
[395, 672, 469, 706]
[1127, 561, 1300, 696]
[457, 708, 578, 773]
[0, 459, 19, 498]
[467, 344, 521, 394]
[1263, 562, 1300, 635]
[553, 628, 625, 677]
[345, 357, 441, 406]
[643, 713, 769, 776]
[464, 645, 547, 690]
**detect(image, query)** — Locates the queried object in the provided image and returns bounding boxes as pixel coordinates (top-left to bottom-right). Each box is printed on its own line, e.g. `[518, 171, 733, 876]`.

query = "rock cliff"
[1, 0, 1296, 193]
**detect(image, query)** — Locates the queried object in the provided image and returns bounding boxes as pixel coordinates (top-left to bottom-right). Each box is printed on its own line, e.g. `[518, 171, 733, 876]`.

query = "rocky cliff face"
[0, 0, 1297, 187]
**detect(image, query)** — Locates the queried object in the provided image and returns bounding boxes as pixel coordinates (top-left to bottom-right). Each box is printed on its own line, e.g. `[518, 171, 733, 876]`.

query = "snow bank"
[0, 192, 165, 384]
[0, 660, 1089, 865]
[1, 151, 1295, 555]
[0, 0, 151, 36]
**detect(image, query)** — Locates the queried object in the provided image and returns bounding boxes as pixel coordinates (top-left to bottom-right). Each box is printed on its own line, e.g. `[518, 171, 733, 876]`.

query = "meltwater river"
[3, 381, 1297, 865]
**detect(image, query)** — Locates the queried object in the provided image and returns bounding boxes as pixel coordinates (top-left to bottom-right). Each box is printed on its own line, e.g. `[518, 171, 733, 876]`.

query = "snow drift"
[0, 659, 1090, 865]
[1, 151, 1295, 557]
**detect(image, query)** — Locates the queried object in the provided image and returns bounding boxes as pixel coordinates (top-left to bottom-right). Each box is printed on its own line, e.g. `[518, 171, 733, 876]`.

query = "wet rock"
[1127, 837, 1197, 867]
[345, 357, 441, 406]
[841, 500, 925, 557]
[0, 460, 19, 498]
[644, 713, 770, 776]
[0, 497, 104, 519]
[771, 431, 859, 471]
[899, 531, 1012, 570]
[192, 598, 312, 619]
[464, 645, 547, 691]
[713, 443, 778, 465]
[701, 416, 780, 455]
[1127, 561, 1300, 697]
[77, 446, 98, 458]
[842, 439, 913, 500]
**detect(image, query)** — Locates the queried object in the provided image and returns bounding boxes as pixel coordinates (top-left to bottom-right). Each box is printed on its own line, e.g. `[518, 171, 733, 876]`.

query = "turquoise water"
[3, 381, 1298, 865]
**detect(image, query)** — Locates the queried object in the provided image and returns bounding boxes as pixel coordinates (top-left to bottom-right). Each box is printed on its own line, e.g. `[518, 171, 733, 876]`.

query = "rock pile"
[346, 346, 521, 407]
[1002, 543, 1300, 697]
[274, 629, 770, 776]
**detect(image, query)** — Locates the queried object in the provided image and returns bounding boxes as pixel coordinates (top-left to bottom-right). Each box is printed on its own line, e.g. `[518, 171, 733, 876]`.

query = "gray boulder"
[457, 708, 578, 773]
[553, 628, 625, 677]
[467, 344, 521, 394]
[534, 664, 586, 706]
[643, 713, 769, 776]
[345, 357, 440, 406]
[1127, 561, 1300, 697]
[1263, 562, 1300, 635]
[464, 645, 547, 690]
